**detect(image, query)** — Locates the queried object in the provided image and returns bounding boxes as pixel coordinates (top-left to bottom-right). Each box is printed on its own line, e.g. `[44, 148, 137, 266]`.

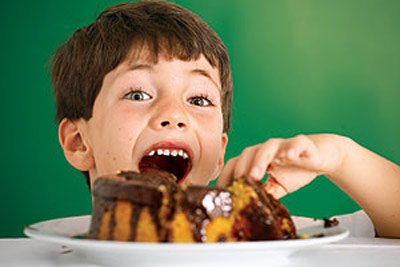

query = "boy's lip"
[138, 140, 194, 184]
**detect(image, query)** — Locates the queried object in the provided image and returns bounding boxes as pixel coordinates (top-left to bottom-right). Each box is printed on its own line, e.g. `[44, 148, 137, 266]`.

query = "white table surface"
[1, 237, 400, 267]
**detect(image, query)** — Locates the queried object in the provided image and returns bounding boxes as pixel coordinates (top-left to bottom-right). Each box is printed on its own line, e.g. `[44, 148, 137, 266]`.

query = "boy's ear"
[214, 133, 228, 179]
[58, 118, 94, 171]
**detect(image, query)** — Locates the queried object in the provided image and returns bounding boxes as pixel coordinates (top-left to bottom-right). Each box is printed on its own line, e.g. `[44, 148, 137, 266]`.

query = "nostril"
[160, 121, 185, 128]
[161, 121, 170, 127]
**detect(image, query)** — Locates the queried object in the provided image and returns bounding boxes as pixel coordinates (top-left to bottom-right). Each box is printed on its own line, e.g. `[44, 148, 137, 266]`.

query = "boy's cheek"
[88, 139, 131, 178]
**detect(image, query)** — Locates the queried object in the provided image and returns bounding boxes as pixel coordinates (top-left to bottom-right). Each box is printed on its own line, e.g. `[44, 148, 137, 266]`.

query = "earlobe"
[58, 118, 94, 171]
[214, 133, 229, 179]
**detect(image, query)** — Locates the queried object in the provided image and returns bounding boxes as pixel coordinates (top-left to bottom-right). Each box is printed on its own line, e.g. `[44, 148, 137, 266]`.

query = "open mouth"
[138, 148, 192, 184]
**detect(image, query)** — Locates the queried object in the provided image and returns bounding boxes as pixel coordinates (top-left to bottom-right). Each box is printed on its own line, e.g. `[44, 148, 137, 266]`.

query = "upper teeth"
[149, 149, 189, 159]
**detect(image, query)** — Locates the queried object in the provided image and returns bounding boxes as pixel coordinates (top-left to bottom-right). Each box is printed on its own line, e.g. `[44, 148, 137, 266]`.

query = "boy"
[51, 1, 400, 238]
[52, 0, 231, 188]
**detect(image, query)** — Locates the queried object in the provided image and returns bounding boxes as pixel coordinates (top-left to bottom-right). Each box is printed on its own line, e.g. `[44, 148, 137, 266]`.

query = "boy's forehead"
[121, 46, 221, 90]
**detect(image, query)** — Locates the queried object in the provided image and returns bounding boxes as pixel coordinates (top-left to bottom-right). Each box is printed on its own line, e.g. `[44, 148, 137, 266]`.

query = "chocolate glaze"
[183, 186, 232, 218]
[178, 186, 232, 242]
[235, 199, 282, 240]
[93, 169, 177, 204]
[244, 177, 297, 239]
[93, 179, 162, 206]
[89, 171, 297, 242]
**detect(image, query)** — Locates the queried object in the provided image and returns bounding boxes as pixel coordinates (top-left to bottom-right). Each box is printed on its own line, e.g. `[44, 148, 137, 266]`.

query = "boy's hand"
[217, 134, 345, 199]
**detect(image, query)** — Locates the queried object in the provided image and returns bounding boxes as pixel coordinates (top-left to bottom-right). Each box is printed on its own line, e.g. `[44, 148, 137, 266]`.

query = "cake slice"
[88, 170, 297, 242]
[88, 169, 176, 241]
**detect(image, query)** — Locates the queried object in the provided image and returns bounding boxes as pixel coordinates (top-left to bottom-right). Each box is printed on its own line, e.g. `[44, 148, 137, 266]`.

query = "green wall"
[1, 0, 399, 237]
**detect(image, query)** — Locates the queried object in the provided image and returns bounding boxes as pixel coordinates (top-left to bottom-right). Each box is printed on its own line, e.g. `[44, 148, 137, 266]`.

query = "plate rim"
[24, 215, 349, 251]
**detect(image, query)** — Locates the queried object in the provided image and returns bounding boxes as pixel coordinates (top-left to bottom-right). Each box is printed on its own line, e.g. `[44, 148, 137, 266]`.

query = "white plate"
[24, 215, 348, 267]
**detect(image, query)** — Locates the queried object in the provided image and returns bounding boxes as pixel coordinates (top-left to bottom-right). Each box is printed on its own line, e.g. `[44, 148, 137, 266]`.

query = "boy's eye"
[188, 96, 213, 107]
[124, 90, 152, 101]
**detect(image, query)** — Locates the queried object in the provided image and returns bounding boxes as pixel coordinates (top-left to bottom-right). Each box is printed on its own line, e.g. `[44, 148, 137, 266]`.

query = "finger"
[233, 145, 260, 180]
[217, 157, 238, 187]
[248, 138, 282, 180]
[268, 165, 317, 193]
[264, 176, 288, 199]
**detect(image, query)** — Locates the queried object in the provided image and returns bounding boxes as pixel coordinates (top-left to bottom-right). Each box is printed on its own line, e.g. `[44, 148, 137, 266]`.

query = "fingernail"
[273, 158, 282, 165]
[265, 184, 276, 195]
[250, 166, 261, 179]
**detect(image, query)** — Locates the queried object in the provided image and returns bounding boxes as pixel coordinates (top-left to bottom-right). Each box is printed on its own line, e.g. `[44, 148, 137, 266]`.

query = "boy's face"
[76, 51, 228, 187]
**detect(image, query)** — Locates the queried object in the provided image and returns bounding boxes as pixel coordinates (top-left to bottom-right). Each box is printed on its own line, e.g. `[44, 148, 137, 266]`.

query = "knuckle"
[233, 168, 243, 179]
[293, 134, 308, 143]
[261, 138, 281, 151]
[266, 137, 282, 145]
[224, 158, 236, 169]
[241, 146, 255, 156]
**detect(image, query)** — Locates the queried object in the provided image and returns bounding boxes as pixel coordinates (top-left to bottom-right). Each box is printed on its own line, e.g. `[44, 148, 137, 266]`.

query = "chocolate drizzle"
[323, 217, 339, 228]
[108, 201, 116, 240]
[129, 205, 141, 241]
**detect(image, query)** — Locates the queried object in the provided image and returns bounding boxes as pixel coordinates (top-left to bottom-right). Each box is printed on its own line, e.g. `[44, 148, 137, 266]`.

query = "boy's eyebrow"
[190, 68, 220, 89]
[126, 64, 220, 89]
[128, 63, 153, 71]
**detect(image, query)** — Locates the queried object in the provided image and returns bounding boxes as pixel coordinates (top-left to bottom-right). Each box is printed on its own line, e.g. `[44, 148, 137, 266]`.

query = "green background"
[1, 0, 399, 237]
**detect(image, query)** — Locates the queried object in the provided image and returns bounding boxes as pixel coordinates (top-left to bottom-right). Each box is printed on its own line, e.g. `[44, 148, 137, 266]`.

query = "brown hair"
[51, 0, 233, 132]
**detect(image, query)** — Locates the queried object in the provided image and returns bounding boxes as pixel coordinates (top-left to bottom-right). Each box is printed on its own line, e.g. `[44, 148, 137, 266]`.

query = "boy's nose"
[150, 101, 189, 131]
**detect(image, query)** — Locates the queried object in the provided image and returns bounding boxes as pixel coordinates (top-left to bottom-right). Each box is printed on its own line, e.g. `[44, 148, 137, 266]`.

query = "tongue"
[139, 155, 188, 183]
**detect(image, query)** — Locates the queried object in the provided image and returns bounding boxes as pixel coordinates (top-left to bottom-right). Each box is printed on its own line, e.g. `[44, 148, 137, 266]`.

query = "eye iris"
[191, 97, 209, 106]
[133, 92, 143, 100]
[193, 98, 204, 106]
